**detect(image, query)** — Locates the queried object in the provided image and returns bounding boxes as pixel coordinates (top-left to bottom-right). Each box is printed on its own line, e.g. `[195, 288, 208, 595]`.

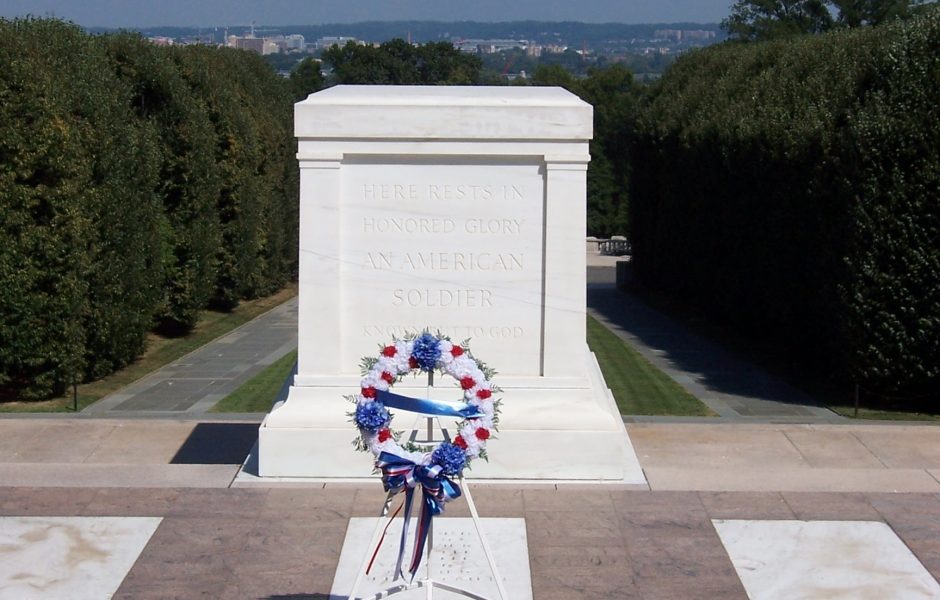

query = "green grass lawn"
[210, 350, 297, 413]
[828, 404, 940, 422]
[586, 315, 715, 417]
[0, 283, 297, 413]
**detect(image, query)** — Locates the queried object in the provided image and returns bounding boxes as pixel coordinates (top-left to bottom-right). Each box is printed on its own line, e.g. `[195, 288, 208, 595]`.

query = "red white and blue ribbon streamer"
[375, 451, 462, 582]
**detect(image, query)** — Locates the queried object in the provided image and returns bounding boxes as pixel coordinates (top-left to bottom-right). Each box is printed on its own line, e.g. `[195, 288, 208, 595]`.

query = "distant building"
[234, 37, 264, 54]
[683, 30, 716, 42]
[262, 40, 280, 55]
[454, 39, 529, 54]
[284, 34, 306, 52]
[147, 36, 174, 47]
[654, 29, 683, 42]
[654, 29, 716, 43]
[316, 36, 359, 49]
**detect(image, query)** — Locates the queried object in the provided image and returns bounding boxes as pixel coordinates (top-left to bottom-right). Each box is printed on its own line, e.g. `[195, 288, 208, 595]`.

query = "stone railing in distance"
[587, 236, 632, 256]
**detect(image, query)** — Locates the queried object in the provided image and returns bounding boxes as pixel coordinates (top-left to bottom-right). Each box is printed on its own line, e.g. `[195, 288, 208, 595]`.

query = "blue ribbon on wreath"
[375, 451, 462, 582]
[375, 389, 484, 420]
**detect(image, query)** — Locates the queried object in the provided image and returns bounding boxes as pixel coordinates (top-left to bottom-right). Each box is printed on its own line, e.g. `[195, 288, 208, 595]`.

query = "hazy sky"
[0, 1, 730, 28]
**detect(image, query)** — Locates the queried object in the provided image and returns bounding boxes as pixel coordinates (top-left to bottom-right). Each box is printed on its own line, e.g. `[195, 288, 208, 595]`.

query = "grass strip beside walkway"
[0, 283, 297, 413]
[210, 350, 297, 413]
[586, 315, 715, 417]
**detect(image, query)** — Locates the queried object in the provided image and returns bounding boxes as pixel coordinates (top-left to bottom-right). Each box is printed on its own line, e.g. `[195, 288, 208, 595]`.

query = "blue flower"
[411, 333, 442, 371]
[432, 442, 467, 477]
[355, 401, 390, 432]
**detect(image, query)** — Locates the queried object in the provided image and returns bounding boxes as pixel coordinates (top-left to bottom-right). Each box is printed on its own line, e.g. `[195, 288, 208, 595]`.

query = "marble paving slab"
[0, 516, 161, 600]
[332, 517, 531, 600]
[713, 519, 940, 599]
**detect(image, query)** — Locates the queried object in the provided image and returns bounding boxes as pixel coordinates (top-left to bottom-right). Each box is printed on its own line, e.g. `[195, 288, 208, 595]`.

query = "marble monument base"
[258, 347, 645, 483]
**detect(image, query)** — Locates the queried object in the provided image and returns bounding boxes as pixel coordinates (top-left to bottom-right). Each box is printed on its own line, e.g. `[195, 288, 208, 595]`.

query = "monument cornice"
[295, 85, 593, 141]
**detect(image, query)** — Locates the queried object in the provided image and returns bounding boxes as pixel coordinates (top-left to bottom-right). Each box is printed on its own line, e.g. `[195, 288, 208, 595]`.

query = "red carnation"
[475, 427, 490, 441]
[377, 428, 392, 443]
[460, 376, 476, 390]
[476, 388, 492, 400]
[381, 371, 395, 384]
[408, 357, 419, 369]
[453, 435, 468, 449]
[451, 346, 464, 357]
[361, 386, 376, 398]
[382, 345, 397, 357]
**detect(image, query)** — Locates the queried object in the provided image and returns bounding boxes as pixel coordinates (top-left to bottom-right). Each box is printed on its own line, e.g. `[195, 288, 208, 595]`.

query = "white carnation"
[376, 356, 398, 374]
[459, 424, 483, 456]
[438, 340, 454, 365]
[360, 372, 389, 392]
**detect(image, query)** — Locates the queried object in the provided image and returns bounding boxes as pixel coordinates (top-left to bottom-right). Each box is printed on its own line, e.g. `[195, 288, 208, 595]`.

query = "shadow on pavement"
[170, 422, 259, 464]
[587, 263, 826, 412]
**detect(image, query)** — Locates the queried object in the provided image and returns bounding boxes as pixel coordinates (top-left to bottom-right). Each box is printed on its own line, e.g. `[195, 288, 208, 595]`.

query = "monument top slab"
[295, 85, 592, 141]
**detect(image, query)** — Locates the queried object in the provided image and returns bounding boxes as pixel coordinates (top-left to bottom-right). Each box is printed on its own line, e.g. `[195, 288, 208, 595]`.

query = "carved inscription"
[362, 325, 526, 339]
[361, 218, 523, 235]
[365, 252, 524, 272]
[359, 181, 532, 313]
[361, 183, 524, 202]
[392, 289, 493, 308]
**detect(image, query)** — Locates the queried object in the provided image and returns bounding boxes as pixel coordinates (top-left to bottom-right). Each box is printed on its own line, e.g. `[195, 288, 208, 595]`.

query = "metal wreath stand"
[348, 371, 509, 600]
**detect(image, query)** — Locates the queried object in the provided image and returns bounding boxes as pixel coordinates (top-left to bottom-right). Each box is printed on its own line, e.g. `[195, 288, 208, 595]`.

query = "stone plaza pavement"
[1, 418, 939, 598]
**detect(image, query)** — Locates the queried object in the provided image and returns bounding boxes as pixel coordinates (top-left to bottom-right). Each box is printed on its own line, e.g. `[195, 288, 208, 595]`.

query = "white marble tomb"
[258, 85, 644, 482]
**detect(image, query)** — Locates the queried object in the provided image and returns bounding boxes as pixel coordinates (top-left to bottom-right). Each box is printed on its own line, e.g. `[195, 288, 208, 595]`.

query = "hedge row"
[0, 19, 297, 398]
[628, 9, 939, 398]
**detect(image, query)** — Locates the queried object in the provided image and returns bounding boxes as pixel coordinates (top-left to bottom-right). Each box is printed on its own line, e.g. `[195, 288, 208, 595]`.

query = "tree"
[99, 33, 223, 333]
[290, 57, 325, 101]
[831, 0, 925, 26]
[531, 63, 636, 237]
[323, 39, 482, 85]
[530, 63, 581, 91]
[724, 0, 935, 39]
[0, 19, 166, 395]
[579, 65, 636, 237]
[722, 0, 834, 40]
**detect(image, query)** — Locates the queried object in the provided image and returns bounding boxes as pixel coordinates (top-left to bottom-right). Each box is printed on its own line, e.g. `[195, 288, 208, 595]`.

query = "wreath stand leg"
[346, 477, 509, 600]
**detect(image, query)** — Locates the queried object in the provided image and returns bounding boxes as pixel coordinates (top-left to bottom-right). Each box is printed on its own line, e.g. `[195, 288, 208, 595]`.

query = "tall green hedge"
[170, 46, 297, 310]
[629, 9, 940, 399]
[0, 19, 297, 398]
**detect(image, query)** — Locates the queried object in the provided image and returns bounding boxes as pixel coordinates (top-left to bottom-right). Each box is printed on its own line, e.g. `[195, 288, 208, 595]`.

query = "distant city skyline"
[0, 0, 730, 28]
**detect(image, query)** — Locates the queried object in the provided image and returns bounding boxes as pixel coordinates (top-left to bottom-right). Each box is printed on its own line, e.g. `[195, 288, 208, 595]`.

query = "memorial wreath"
[349, 331, 500, 580]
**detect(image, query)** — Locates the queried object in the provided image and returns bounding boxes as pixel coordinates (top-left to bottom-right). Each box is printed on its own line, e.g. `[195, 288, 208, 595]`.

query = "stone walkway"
[587, 257, 841, 422]
[82, 298, 298, 416]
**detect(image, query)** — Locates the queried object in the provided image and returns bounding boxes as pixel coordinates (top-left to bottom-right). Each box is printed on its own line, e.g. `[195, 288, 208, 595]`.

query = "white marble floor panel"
[0, 516, 162, 600]
[713, 519, 940, 600]
[332, 517, 531, 600]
